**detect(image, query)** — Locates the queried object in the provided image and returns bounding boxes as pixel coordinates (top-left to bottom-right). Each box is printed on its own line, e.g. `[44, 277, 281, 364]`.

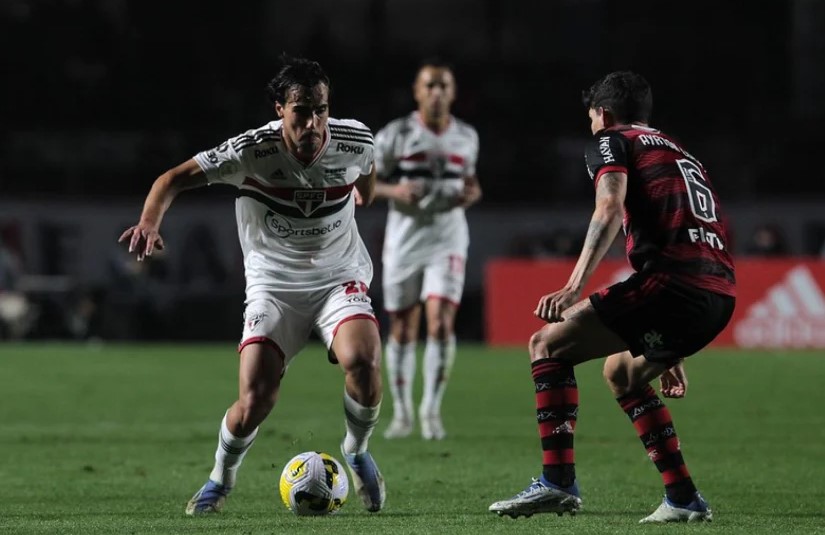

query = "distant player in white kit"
[374, 60, 482, 440]
[118, 55, 386, 514]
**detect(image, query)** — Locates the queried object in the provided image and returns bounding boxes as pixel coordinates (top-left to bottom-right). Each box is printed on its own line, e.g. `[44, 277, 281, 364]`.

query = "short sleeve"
[464, 126, 480, 176]
[584, 131, 630, 185]
[358, 145, 374, 176]
[373, 124, 398, 179]
[193, 135, 250, 187]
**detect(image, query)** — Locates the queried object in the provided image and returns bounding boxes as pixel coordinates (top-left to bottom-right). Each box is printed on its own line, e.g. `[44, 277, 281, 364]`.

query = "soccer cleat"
[489, 477, 582, 519]
[639, 493, 713, 523]
[383, 417, 413, 439]
[419, 413, 446, 440]
[340, 444, 386, 512]
[185, 480, 230, 515]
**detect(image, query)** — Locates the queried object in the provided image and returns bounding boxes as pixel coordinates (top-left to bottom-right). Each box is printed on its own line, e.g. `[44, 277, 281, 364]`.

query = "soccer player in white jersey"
[373, 60, 482, 440]
[119, 56, 386, 514]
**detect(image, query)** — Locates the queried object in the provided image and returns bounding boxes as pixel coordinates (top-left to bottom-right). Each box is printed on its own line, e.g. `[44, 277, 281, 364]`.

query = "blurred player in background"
[489, 71, 735, 523]
[373, 60, 481, 440]
[119, 55, 386, 515]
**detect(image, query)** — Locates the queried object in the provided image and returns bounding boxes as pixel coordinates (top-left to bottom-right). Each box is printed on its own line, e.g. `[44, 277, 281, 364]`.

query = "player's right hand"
[119, 224, 164, 262]
[534, 285, 580, 323]
[393, 181, 425, 205]
[659, 361, 687, 398]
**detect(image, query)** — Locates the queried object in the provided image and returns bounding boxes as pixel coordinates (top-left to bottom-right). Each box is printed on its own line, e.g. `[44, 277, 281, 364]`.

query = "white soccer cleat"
[489, 477, 582, 519]
[419, 413, 446, 440]
[383, 417, 413, 439]
[639, 494, 713, 523]
[185, 480, 230, 515]
[340, 444, 386, 512]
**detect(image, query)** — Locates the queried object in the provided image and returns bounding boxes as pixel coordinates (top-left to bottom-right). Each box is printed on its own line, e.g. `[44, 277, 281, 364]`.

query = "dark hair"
[582, 71, 652, 123]
[416, 57, 454, 78]
[266, 54, 330, 105]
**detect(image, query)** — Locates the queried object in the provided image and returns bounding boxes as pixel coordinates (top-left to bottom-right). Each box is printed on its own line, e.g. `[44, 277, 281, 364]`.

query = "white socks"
[384, 339, 417, 422]
[342, 391, 381, 454]
[209, 413, 258, 489]
[420, 335, 456, 417]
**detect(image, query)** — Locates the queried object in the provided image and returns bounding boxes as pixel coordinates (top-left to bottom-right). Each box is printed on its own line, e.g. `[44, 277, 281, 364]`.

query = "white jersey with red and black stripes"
[374, 112, 479, 273]
[193, 118, 374, 294]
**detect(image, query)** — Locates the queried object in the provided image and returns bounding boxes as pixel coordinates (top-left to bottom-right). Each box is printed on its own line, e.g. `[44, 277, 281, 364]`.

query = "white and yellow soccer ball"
[279, 451, 349, 515]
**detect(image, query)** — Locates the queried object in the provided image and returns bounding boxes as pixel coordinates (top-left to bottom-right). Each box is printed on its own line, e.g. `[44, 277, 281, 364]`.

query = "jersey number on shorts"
[343, 281, 368, 295]
[677, 158, 718, 223]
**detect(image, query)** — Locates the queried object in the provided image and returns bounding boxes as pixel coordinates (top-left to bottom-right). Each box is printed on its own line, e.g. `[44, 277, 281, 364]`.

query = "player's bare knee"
[389, 316, 416, 345]
[528, 330, 551, 362]
[603, 360, 630, 396]
[341, 347, 381, 377]
[426, 317, 451, 340]
[390, 324, 409, 344]
[403, 322, 419, 344]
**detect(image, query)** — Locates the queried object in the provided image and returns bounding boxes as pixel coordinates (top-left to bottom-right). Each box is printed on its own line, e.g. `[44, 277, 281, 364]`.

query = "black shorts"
[589, 271, 735, 365]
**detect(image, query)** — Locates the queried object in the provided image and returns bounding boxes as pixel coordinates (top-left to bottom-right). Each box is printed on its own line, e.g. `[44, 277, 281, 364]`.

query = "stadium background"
[2, 2, 825, 533]
[2, 0, 824, 346]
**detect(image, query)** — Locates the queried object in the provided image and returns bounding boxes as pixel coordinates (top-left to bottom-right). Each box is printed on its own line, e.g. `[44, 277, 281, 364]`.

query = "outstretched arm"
[534, 171, 627, 322]
[119, 159, 208, 260]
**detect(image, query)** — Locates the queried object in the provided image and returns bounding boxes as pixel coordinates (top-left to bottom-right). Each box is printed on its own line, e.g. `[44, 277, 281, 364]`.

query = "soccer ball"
[279, 451, 349, 515]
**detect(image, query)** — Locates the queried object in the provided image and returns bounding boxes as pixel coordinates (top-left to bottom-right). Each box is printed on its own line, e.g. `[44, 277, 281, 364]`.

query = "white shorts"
[239, 280, 378, 365]
[382, 254, 465, 312]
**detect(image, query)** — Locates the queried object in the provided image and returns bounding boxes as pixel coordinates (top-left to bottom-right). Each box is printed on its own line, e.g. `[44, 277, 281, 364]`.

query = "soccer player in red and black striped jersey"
[489, 71, 735, 523]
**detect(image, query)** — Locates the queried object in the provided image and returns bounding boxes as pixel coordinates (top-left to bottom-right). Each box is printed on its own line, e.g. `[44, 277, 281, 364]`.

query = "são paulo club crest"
[294, 190, 326, 216]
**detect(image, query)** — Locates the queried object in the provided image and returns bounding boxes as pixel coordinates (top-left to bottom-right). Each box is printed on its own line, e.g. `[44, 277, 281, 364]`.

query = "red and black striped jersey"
[584, 124, 735, 297]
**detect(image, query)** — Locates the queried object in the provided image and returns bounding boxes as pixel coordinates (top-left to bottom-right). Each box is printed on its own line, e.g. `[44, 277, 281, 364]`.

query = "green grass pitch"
[0, 343, 823, 534]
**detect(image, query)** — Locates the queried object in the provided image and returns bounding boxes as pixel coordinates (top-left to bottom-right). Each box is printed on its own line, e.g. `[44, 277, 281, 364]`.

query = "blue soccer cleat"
[185, 479, 230, 515]
[639, 492, 713, 523]
[489, 476, 582, 518]
[340, 443, 386, 512]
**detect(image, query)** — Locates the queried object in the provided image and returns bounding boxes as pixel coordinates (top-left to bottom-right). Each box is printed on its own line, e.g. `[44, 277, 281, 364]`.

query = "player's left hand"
[119, 223, 164, 262]
[353, 188, 364, 206]
[659, 360, 688, 398]
[453, 176, 482, 208]
[534, 285, 581, 323]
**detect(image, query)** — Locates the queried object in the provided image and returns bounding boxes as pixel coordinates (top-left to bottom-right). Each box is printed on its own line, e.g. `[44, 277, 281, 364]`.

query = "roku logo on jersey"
[598, 137, 614, 163]
[336, 142, 364, 154]
[264, 211, 342, 239]
[254, 147, 278, 158]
